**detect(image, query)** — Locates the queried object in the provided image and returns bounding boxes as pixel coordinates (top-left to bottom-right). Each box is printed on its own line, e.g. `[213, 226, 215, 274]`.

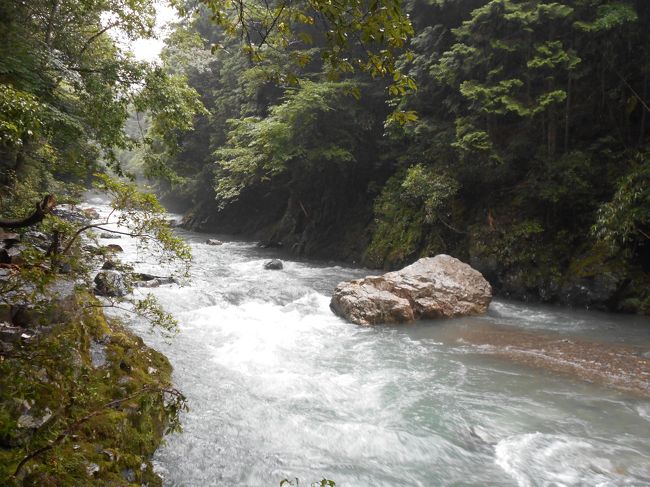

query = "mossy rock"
[0, 290, 179, 486]
[559, 243, 628, 310]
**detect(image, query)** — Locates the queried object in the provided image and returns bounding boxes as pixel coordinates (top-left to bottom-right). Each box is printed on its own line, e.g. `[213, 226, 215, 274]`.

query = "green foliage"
[94, 174, 192, 273]
[0, 84, 45, 147]
[135, 68, 207, 181]
[366, 171, 446, 267]
[199, 0, 416, 94]
[213, 81, 360, 205]
[592, 153, 650, 253]
[574, 2, 638, 32]
[145, 0, 650, 311]
[0, 291, 187, 486]
[401, 164, 459, 224]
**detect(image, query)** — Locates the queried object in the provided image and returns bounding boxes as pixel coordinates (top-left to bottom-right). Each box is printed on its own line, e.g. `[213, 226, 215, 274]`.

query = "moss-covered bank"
[0, 290, 182, 486]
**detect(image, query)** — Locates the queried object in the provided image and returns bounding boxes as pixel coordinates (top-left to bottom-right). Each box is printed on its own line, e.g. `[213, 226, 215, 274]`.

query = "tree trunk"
[45, 0, 59, 48]
[564, 74, 572, 153]
[641, 56, 648, 144]
[0, 195, 57, 229]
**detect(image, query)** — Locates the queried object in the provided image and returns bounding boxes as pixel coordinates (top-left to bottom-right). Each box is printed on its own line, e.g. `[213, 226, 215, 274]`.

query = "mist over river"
[87, 198, 650, 487]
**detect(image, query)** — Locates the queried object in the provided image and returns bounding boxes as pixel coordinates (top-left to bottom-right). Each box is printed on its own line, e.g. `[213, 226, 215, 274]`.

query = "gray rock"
[83, 208, 100, 220]
[53, 205, 91, 224]
[0, 322, 23, 343]
[90, 340, 107, 368]
[206, 239, 223, 245]
[264, 259, 283, 270]
[18, 408, 52, 429]
[101, 260, 117, 270]
[257, 240, 283, 249]
[11, 305, 42, 327]
[99, 232, 121, 239]
[104, 244, 123, 253]
[133, 277, 176, 288]
[132, 273, 176, 288]
[7, 244, 25, 264]
[23, 231, 47, 241]
[0, 231, 20, 243]
[121, 468, 136, 483]
[0, 244, 25, 265]
[118, 376, 134, 385]
[561, 272, 622, 310]
[330, 255, 493, 325]
[94, 270, 129, 297]
[23, 231, 50, 251]
[86, 462, 100, 476]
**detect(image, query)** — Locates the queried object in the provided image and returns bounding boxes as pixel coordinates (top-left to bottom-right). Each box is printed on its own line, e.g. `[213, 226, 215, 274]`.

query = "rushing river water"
[87, 199, 650, 487]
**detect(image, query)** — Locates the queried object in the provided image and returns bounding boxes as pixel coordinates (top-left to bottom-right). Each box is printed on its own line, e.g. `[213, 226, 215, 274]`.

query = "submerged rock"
[206, 239, 223, 245]
[330, 254, 492, 325]
[264, 259, 283, 270]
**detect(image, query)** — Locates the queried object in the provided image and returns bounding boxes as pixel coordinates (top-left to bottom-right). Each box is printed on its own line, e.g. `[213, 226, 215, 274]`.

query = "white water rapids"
[86, 198, 650, 486]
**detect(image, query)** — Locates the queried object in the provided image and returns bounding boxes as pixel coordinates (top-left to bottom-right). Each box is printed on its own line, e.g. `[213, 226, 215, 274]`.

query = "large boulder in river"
[330, 255, 492, 325]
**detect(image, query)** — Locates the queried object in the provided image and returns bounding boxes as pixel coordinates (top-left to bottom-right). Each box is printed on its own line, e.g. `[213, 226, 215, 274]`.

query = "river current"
[87, 199, 650, 487]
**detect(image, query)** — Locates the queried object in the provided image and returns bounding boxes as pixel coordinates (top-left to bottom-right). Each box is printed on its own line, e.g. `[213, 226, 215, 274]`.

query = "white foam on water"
[637, 404, 650, 421]
[85, 201, 650, 486]
[494, 432, 648, 487]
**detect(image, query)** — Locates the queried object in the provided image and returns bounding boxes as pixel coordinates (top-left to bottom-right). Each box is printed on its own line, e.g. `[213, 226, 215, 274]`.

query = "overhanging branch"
[0, 195, 57, 229]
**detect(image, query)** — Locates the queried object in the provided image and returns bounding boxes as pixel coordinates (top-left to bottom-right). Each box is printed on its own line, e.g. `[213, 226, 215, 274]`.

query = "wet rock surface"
[132, 273, 176, 288]
[264, 259, 283, 270]
[331, 255, 493, 325]
[94, 270, 129, 297]
[104, 244, 123, 253]
[99, 232, 121, 239]
[52, 205, 92, 224]
[458, 323, 650, 396]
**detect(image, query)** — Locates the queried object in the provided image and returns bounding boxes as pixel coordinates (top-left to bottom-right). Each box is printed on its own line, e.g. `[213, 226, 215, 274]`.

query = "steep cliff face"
[0, 290, 182, 486]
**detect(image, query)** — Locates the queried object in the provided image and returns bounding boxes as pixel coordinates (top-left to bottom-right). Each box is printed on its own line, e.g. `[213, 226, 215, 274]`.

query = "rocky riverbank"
[0, 288, 183, 486]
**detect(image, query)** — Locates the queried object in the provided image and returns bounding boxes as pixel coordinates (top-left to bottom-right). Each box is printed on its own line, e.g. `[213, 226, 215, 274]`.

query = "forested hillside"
[142, 0, 650, 313]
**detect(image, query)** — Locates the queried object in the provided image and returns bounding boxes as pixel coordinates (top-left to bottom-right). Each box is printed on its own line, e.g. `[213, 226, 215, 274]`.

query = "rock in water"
[206, 239, 223, 245]
[104, 244, 123, 253]
[99, 232, 121, 239]
[330, 255, 492, 325]
[94, 270, 129, 297]
[264, 259, 283, 270]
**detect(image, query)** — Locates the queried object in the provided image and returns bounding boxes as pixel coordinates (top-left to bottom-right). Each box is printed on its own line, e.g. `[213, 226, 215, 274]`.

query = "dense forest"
[1, 0, 650, 484]
[2, 0, 649, 314]
[129, 0, 650, 313]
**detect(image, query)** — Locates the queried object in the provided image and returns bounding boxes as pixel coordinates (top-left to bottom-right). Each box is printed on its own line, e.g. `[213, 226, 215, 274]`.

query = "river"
[88, 199, 650, 487]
